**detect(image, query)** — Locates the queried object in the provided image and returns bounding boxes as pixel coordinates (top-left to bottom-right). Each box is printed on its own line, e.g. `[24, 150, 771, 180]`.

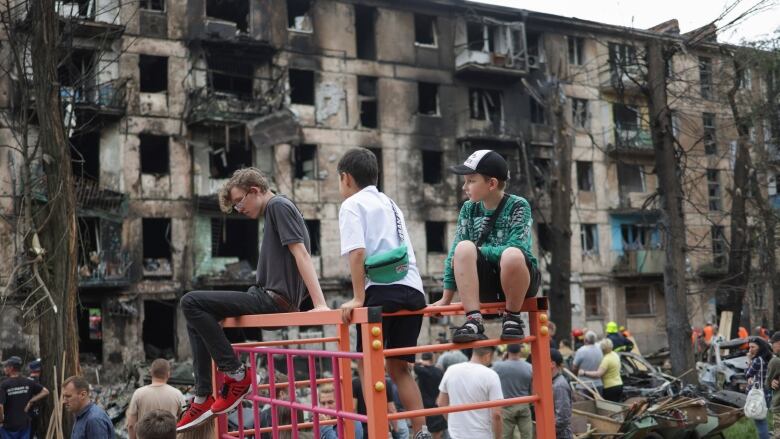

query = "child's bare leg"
[500, 248, 530, 311]
[453, 240, 480, 312]
[386, 359, 425, 434]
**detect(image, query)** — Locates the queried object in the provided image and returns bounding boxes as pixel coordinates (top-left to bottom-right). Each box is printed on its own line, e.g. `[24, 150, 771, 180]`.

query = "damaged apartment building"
[1, 0, 778, 373]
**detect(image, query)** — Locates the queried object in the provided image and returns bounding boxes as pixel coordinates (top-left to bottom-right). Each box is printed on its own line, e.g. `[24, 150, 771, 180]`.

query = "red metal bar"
[249, 353, 260, 439]
[331, 356, 345, 439]
[230, 337, 340, 347]
[255, 377, 333, 391]
[248, 395, 368, 423]
[222, 418, 339, 437]
[267, 352, 279, 439]
[286, 354, 299, 439]
[337, 322, 355, 439]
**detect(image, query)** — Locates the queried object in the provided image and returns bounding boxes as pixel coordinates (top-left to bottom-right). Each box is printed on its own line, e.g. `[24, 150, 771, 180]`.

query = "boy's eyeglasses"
[234, 192, 250, 212]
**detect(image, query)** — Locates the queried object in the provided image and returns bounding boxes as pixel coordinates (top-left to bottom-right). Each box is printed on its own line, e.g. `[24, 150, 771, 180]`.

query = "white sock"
[194, 395, 207, 404]
[226, 367, 245, 381]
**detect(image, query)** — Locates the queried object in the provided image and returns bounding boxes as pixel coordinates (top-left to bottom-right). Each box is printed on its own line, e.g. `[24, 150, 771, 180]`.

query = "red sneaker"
[211, 372, 252, 414]
[176, 395, 215, 432]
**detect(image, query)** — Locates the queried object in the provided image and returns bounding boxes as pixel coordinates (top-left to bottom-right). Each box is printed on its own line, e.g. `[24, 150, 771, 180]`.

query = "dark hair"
[137, 410, 176, 439]
[507, 344, 522, 354]
[337, 148, 378, 188]
[473, 346, 496, 357]
[749, 337, 773, 362]
[421, 352, 434, 361]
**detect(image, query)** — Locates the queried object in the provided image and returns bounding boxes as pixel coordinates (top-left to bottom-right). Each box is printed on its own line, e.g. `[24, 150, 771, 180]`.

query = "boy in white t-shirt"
[336, 147, 431, 439]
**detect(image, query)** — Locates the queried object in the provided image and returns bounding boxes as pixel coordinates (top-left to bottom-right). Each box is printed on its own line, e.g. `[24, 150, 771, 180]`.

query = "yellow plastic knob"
[372, 340, 382, 350]
[371, 327, 381, 337]
[375, 381, 385, 392]
[539, 314, 548, 324]
[540, 326, 549, 336]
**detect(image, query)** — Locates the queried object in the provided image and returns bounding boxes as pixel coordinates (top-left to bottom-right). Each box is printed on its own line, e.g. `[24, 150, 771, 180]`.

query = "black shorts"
[355, 284, 426, 363]
[477, 249, 541, 304]
[426, 414, 447, 432]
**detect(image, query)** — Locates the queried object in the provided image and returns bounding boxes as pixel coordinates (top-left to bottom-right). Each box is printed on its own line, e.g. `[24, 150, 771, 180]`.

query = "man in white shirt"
[437, 347, 503, 439]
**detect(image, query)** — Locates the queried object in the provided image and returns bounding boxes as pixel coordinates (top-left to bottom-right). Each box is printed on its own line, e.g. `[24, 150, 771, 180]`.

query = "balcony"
[601, 65, 646, 95]
[530, 123, 553, 146]
[75, 176, 128, 219]
[608, 127, 654, 157]
[454, 21, 527, 82]
[61, 78, 127, 121]
[613, 249, 664, 276]
[78, 248, 131, 289]
[186, 87, 268, 125]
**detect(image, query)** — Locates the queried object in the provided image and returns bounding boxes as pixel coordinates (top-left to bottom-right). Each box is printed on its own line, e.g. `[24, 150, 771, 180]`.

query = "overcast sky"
[468, 0, 779, 44]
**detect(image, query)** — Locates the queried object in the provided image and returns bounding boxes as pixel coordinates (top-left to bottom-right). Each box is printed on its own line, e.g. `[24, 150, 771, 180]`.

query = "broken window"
[585, 287, 602, 317]
[738, 67, 752, 90]
[425, 221, 446, 253]
[140, 0, 164, 11]
[572, 98, 588, 129]
[206, 0, 248, 32]
[77, 304, 103, 363]
[143, 218, 172, 277]
[530, 97, 546, 125]
[287, 0, 312, 31]
[59, 50, 96, 103]
[414, 14, 437, 46]
[71, 132, 100, 181]
[305, 219, 320, 256]
[60, 0, 94, 18]
[614, 103, 639, 131]
[568, 36, 584, 65]
[417, 82, 439, 116]
[466, 22, 484, 51]
[707, 169, 722, 211]
[211, 58, 253, 98]
[702, 112, 717, 155]
[211, 217, 259, 266]
[209, 125, 252, 178]
[617, 162, 645, 193]
[625, 286, 654, 315]
[289, 69, 315, 105]
[620, 224, 654, 251]
[576, 161, 593, 192]
[469, 88, 502, 122]
[77, 217, 99, 268]
[143, 300, 176, 359]
[580, 223, 598, 256]
[358, 76, 378, 129]
[354, 5, 376, 60]
[422, 150, 443, 184]
[531, 158, 551, 192]
[368, 147, 383, 191]
[139, 55, 168, 93]
[536, 223, 551, 252]
[294, 144, 317, 180]
[608, 42, 638, 81]
[699, 56, 713, 99]
[139, 134, 169, 175]
[711, 225, 726, 268]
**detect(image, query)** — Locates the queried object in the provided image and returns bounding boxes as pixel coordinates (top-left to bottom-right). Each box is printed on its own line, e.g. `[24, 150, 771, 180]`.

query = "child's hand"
[431, 290, 454, 307]
[340, 298, 364, 324]
[308, 304, 331, 312]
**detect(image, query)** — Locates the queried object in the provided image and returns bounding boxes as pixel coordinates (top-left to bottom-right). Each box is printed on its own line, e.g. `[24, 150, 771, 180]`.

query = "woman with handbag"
[745, 336, 773, 439]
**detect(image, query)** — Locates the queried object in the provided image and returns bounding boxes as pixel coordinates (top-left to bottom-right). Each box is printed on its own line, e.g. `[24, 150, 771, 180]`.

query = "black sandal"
[452, 319, 487, 343]
[501, 314, 525, 340]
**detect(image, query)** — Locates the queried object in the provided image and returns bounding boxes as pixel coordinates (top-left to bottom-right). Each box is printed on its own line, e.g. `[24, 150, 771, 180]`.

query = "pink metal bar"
[233, 345, 364, 359]
[308, 355, 320, 438]
[286, 354, 299, 439]
[332, 356, 344, 439]
[383, 336, 537, 358]
[236, 396, 244, 439]
[250, 354, 260, 439]
[267, 352, 279, 439]
[248, 395, 369, 423]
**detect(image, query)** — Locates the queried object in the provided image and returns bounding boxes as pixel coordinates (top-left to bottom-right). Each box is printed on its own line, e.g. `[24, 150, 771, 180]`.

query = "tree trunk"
[548, 80, 573, 341]
[646, 40, 697, 383]
[30, 0, 80, 433]
[719, 58, 751, 339]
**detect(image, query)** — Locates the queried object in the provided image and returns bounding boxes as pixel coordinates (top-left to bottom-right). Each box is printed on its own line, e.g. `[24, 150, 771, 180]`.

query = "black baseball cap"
[550, 349, 563, 366]
[450, 150, 509, 181]
[3, 356, 22, 368]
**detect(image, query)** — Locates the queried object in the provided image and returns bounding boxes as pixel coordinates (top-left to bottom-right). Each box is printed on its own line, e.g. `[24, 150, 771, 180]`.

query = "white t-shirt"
[439, 362, 504, 439]
[339, 186, 424, 293]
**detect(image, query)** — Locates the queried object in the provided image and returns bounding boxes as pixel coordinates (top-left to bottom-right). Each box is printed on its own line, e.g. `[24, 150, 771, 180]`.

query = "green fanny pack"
[364, 195, 409, 283]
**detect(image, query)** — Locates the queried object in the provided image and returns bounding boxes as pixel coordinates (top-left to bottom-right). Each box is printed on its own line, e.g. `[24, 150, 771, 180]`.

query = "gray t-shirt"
[573, 344, 604, 387]
[256, 195, 310, 308]
[491, 359, 533, 399]
[436, 350, 468, 372]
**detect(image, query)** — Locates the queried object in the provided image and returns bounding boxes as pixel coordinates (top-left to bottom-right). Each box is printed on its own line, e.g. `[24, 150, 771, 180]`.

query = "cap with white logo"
[449, 150, 509, 181]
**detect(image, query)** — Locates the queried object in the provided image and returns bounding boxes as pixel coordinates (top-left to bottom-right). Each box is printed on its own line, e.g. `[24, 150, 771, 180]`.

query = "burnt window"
[59, 49, 95, 92]
[354, 5, 376, 60]
[358, 76, 378, 129]
[209, 125, 252, 178]
[294, 144, 317, 180]
[368, 147, 383, 191]
[143, 218, 171, 259]
[568, 36, 584, 65]
[576, 161, 593, 192]
[625, 286, 654, 315]
[466, 22, 497, 52]
[305, 219, 321, 256]
[289, 69, 315, 105]
[580, 223, 598, 256]
[140, 0, 164, 10]
[143, 300, 176, 360]
[530, 97, 546, 124]
[417, 82, 439, 116]
[469, 88, 502, 122]
[699, 56, 713, 99]
[211, 58, 253, 98]
[139, 55, 168, 93]
[77, 217, 99, 267]
[703, 113, 717, 155]
[426, 221, 446, 253]
[707, 169, 721, 211]
[77, 304, 103, 362]
[711, 225, 726, 268]
[617, 162, 645, 193]
[585, 287, 602, 317]
[572, 98, 588, 129]
[287, 0, 312, 31]
[139, 134, 169, 175]
[211, 217, 259, 266]
[531, 158, 551, 191]
[536, 223, 552, 252]
[414, 14, 437, 46]
[71, 132, 100, 181]
[206, 0, 248, 33]
[422, 150, 442, 184]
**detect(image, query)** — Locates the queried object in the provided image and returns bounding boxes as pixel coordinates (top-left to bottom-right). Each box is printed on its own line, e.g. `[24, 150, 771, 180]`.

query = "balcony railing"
[78, 249, 131, 288]
[75, 177, 128, 216]
[61, 78, 128, 114]
[612, 249, 664, 275]
[603, 65, 646, 92]
[612, 127, 653, 152]
[187, 87, 268, 124]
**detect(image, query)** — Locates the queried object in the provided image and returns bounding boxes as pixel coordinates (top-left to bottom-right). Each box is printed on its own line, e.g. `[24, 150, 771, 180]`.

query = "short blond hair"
[599, 338, 613, 353]
[218, 167, 270, 213]
[150, 358, 170, 379]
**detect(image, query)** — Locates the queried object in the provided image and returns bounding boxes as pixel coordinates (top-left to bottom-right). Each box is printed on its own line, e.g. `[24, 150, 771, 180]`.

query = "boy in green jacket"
[433, 150, 540, 342]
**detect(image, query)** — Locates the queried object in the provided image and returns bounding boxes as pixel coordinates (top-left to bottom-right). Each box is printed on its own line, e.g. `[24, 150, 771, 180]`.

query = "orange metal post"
[360, 307, 389, 439]
[338, 322, 356, 439]
[529, 309, 555, 439]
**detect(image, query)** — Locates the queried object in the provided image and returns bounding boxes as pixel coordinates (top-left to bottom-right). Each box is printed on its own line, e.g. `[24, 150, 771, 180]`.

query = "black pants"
[180, 287, 281, 396]
[602, 385, 623, 402]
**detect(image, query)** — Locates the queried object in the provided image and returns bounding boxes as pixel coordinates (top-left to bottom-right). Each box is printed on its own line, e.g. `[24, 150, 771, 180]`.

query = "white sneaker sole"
[212, 386, 251, 415]
[176, 409, 214, 432]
